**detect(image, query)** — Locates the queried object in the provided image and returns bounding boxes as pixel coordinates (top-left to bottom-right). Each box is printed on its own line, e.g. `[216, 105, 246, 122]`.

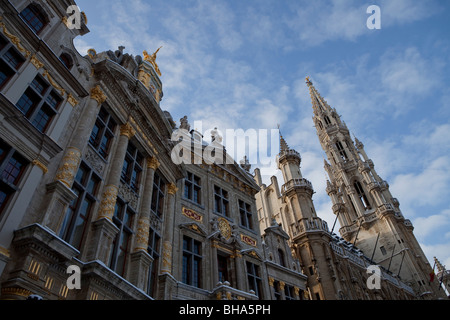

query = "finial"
[305, 76, 312, 85]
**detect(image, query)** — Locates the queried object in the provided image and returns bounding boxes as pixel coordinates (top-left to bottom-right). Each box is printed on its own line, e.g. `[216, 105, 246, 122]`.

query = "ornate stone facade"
[0, 0, 306, 301]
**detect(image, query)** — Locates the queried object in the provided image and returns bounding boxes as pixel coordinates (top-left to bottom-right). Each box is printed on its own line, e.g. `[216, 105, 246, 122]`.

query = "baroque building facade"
[0, 0, 307, 300]
[0, 0, 446, 301]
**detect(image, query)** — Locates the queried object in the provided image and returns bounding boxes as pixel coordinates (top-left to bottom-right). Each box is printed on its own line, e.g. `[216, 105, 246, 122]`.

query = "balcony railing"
[281, 178, 314, 194]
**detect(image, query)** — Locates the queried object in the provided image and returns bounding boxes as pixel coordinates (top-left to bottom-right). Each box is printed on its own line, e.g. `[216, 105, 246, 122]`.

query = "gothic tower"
[275, 133, 335, 300]
[306, 76, 444, 298]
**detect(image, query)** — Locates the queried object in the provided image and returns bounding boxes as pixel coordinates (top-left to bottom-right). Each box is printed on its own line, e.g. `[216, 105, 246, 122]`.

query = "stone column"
[160, 183, 178, 275]
[97, 122, 135, 221]
[43, 85, 106, 232]
[85, 122, 135, 264]
[133, 156, 160, 252]
[233, 250, 245, 290]
[129, 156, 160, 291]
[54, 85, 107, 188]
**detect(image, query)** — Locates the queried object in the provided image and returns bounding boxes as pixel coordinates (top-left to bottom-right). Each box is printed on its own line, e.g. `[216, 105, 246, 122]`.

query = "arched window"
[20, 4, 49, 35]
[317, 120, 323, 130]
[354, 181, 371, 210]
[324, 115, 331, 126]
[59, 53, 73, 69]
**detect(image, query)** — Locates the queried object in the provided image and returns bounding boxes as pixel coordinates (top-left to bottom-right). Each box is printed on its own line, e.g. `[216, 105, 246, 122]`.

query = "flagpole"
[370, 233, 380, 263]
[353, 221, 362, 246]
[331, 204, 341, 234]
[387, 244, 396, 273]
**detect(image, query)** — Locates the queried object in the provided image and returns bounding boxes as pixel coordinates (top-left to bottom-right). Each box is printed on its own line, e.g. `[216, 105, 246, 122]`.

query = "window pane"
[20, 6, 46, 34]
[46, 91, 62, 109]
[16, 90, 38, 116]
[86, 176, 99, 195]
[30, 76, 48, 95]
[2, 154, 27, 185]
[3, 49, 24, 70]
[32, 105, 54, 132]
[0, 184, 11, 215]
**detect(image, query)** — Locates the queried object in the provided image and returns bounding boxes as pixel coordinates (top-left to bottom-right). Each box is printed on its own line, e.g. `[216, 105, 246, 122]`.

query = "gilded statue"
[143, 46, 162, 76]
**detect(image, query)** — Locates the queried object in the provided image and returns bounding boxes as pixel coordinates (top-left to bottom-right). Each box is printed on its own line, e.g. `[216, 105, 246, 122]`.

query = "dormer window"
[20, 4, 49, 35]
[59, 53, 73, 70]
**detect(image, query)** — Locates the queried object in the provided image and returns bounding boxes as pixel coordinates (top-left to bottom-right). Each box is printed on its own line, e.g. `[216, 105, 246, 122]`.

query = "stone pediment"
[241, 248, 263, 261]
[179, 222, 207, 237]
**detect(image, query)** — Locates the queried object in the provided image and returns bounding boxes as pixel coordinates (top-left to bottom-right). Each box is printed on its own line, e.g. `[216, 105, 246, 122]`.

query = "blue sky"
[73, 0, 450, 270]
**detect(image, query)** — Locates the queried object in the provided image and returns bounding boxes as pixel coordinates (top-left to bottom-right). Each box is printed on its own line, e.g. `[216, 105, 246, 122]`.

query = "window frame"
[184, 171, 202, 205]
[146, 227, 161, 297]
[121, 142, 143, 193]
[0, 140, 29, 218]
[109, 198, 136, 277]
[182, 236, 202, 288]
[238, 199, 253, 230]
[19, 4, 49, 35]
[214, 185, 229, 217]
[0, 34, 26, 90]
[15, 74, 63, 133]
[150, 172, 165, 218]
[59, 162, 100, 250]
[89, 105, 117, 159]
[246, 261, 263, 299]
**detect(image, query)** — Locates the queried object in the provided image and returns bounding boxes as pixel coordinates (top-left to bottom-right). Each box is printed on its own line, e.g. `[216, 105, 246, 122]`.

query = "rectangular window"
[0, 140, 29, 218]
[246, 261, 263, 299]
[182, 236, 202, 288]
[151, 173, 165, 218]
[214, 185, 229, 217]
[184, 172, 201, 205]
[285, 285, 295, 300]
[336, 141, 348, 161]
[0, 35, 25, 90]
[217, 254, 229, 283]
[239, 200, 253, 230]
[89, 106, 117, 158]
[121, 142, 143, 192]
[109, 199, 135, 277]
[147, 227, 161, 297]
[59, 162, 100, 250]
[15, 75, 62, 133]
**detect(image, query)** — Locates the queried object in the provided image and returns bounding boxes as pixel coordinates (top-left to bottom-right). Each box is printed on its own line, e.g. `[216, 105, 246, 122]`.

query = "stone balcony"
[291, 217, 329, 239]
[281, 178, 314, 195]
[377, 203, 395, 218]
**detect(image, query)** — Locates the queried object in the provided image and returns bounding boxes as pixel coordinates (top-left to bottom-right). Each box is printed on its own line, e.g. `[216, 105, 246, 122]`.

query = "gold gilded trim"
[147, 156, 160, 170]
[90, 85, 107, 105]
[32, 159, 48, 174]
[167, 183, 178, 195]
[120, 123, 136, 139]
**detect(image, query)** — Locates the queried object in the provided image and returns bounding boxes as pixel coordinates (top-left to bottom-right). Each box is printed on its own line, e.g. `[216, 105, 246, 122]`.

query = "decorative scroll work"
[120, 123, 136, 139]
[167, 183, 178, 195]
[90, 85, 107, 105]
[0, 18, 31, 57]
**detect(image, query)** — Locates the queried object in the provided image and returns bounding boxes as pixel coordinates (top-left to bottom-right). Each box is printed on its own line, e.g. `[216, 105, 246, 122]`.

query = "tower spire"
[307, 78, 446, 298]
